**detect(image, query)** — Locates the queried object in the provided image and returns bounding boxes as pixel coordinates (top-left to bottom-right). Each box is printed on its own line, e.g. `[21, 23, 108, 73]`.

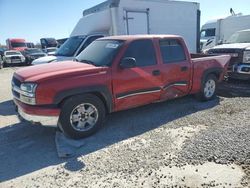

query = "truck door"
[125, 11, 149, 35]
[158, 38, 191, 100]
[112, 39, 162, 111]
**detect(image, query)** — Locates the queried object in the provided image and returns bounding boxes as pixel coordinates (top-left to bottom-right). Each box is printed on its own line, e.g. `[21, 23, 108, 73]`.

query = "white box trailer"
[201, 14, 250, 51]
[33, 0, 200, 65]
[71, 0, 200, 53]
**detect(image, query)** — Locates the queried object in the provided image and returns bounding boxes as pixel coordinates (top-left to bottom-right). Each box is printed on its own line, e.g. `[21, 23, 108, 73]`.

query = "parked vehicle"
[43, 47, 57, 56]
[32, 0, 200, 65]
[201, 14, 250, 51]
[23, 48, 47, 64]
[13, 35, 230, 139]
[32, 34, 104, 65]
[3, 50, 26, 66]
[56, 38, 68, 48]
[6, 38, 27, 51]
[207, 29, 250, 80]
[26, 42, 35, 48]
[40, 38, 58, 49]
[0, 55, 3, 69]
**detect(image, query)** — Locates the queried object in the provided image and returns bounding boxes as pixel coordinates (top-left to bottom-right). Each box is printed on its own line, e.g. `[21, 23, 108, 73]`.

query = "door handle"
[181, 66, 188, 72]
[152, 70, 160, 76]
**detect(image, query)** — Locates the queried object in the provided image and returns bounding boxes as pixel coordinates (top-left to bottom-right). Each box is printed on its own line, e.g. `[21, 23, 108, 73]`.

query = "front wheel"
[196, 74, 217, 101]
[58, 94, 106, 139]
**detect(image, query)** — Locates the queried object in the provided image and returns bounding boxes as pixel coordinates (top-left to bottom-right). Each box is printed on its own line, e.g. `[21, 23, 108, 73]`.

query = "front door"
[112, 39, 162, 111]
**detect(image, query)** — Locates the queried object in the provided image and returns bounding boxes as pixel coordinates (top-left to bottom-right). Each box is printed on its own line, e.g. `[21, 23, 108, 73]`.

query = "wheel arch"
[201, 67, 223, 85]
[54, 86, 113, 113]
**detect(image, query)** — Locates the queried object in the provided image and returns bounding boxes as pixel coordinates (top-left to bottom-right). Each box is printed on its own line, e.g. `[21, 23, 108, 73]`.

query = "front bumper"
[228, 63, 250, 80]
[235, 64, 250, 74]
[14, 99, 60, 127]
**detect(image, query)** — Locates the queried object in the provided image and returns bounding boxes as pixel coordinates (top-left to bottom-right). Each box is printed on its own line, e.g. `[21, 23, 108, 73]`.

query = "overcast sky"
[0, 0, 249, 44]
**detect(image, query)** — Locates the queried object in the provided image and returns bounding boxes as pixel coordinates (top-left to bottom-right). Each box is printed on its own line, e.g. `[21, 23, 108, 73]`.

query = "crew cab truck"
[12, 35, 230, 139]
[207, 29, 250, 80]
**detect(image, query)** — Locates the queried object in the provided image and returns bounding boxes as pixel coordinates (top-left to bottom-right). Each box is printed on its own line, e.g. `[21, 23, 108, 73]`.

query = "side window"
[41, 39, 47, 48]
[123, 39, 157, 67]
[76, 35, 103, 55]
[159, 39, 186, 63]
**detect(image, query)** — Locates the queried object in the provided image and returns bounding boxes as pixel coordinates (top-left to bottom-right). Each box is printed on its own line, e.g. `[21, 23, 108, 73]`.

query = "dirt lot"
[0, 67, 249, 188]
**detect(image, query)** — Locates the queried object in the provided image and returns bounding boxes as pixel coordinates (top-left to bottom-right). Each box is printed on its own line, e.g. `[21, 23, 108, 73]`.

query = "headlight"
[21, 56, 25, 61]
[20, 83, 37, 94]
[243, 50, 250, 63]
[20, 83, 37, 105]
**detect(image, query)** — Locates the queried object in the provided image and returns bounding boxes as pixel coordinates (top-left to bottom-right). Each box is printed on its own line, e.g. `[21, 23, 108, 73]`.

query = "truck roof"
[7, 38, 25, 41]
[99, 34, 182, 41]
[83, 0, 199, 16]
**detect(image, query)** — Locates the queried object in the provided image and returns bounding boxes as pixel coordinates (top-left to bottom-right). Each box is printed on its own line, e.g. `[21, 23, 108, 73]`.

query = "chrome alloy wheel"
[70, 103, 98, 131]
[204, 79, 216, 98]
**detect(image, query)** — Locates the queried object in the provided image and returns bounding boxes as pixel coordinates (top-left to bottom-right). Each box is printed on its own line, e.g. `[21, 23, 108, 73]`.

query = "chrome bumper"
[18, 106, 58, 127]
[235, 64, 250, 74]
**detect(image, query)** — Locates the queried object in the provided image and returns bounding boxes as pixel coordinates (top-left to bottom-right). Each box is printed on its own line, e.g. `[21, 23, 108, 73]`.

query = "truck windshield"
[200, 28, 216, 38]
[56, 36, 86, 57]
[76, 40, 124, 67]
[11, 42, 26, 48]
[227, 30, 250, 44]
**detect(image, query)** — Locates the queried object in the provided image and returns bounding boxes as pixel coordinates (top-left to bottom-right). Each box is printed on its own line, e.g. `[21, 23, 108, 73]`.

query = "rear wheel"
[58, 94, 106, 139]
[196, 74, 217, 101]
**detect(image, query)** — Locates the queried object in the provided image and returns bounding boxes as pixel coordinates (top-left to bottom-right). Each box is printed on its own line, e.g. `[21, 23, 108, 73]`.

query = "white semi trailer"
[33, 0, 200, 65]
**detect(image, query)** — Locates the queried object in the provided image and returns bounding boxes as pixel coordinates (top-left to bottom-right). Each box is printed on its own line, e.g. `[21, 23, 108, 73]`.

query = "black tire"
[58, 94, 106, 139]
[196, 74, 218, 101]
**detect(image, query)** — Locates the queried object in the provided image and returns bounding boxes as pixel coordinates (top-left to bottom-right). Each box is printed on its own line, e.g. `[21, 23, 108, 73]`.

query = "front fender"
[53, 85, 113, 113]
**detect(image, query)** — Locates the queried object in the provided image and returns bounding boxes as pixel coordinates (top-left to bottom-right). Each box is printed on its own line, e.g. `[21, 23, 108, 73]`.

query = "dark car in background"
[23, 48, 47, 64]
[0, 55, 3, 69]
[56, 38, 68, 48]
[40, 38, 57, 49]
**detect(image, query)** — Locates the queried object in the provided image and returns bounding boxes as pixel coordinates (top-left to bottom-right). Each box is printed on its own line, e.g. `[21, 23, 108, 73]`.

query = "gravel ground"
[0, 67, 249, 187]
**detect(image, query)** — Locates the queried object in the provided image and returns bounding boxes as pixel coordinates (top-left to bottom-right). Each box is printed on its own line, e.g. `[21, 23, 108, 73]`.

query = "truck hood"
[212, 43, 250, 50]
[5, 54, 23, 58]
[32, 55, 73, 65]
[32, 56, 57, 65]
[15, 61, 108, 83]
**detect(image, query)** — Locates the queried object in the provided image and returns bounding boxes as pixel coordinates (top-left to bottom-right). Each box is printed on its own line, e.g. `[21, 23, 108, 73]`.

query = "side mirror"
[120, 57, 136, 69]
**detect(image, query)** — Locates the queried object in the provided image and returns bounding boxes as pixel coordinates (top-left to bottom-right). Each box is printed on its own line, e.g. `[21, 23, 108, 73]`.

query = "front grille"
[11, 56, 21, 60]
[12, 89, 20, 99]
[12, 76, 21, 87]
[12, 76, 22, 101]
[208, 48, 244, 66]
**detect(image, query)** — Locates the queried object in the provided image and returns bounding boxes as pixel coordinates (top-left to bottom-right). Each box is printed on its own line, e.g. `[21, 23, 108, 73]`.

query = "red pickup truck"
[12, 35, 231, 139]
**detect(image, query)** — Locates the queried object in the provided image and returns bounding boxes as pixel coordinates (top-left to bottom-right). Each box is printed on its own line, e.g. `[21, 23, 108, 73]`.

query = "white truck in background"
[201, 14, 250, 52]
[33, 0, 200, 65]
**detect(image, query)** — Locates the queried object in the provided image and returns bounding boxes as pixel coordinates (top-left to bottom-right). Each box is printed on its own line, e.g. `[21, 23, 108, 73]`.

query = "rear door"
[125, 11, 149, 35]
[112, 39, 162, 111]
[158, 38, 192, 100]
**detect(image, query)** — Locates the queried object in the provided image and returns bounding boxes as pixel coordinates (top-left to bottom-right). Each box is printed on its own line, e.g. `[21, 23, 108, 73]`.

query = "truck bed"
[190, 54, 231, 94]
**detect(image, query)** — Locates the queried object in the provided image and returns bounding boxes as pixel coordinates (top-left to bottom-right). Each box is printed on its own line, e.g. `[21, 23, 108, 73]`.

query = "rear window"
[159, 39, 186, 63]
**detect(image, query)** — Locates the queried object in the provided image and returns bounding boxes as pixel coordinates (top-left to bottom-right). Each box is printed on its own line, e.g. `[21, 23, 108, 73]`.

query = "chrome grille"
[208, 48, 244, 68]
